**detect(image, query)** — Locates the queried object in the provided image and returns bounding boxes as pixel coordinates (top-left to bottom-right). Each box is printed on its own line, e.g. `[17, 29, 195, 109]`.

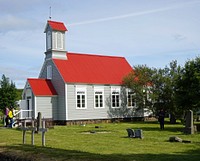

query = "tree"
[0, 74, 17, 112]
[175, 57, 200, 116]
[151, 60, 182, 123]
[122, 62, 182, 123]
[122, 65, 155, 113]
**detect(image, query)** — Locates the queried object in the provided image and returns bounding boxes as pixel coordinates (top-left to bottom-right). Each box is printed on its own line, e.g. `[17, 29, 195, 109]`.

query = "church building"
[21, 20, 143, 124]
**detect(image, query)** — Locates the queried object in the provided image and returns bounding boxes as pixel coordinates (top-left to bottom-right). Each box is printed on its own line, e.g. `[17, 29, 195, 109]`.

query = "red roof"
[53, 53, 133, 85]
[48, 20, 67, 31]
[28, 78, 57, 96]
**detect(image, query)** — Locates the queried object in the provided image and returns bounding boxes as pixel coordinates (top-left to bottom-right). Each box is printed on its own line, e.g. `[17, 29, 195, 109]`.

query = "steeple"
[44, 20, 68, 60]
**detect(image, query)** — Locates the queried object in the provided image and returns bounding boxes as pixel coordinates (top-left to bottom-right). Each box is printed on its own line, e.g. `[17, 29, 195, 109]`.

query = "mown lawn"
[0, 121, 199, 161]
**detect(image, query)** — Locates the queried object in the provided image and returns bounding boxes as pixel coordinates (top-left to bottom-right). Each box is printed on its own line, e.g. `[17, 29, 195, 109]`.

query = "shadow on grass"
[125, 121, 184, 133]
[1, 144, 200, 161]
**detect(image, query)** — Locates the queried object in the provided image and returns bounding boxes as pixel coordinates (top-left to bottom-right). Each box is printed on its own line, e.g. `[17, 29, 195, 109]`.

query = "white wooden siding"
[66, 84, 143, 121]
[67, 84, 110, 120]
[35, 96, 57, 119]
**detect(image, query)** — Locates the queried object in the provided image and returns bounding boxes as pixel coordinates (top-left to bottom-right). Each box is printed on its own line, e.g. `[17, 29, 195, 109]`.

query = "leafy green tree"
[175, 57, 200, 116]
[122, 61, 182, 123]
[122, 65, 155, 113]
[16, 89, 23, 100]
[0, 74, 17, 112]
[151, 61, 182, 123]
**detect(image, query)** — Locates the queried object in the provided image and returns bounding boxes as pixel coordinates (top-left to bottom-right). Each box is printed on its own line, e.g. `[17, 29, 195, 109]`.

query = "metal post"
[42, 120, 45, 146]
[31, 119, 35, 145]
[22, 120, 26, 144]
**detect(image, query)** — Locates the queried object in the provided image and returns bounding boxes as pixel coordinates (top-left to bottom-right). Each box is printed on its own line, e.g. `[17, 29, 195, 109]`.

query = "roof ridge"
[47, 20, 67, 32]
[48, 20, 65, 24]
[67, 52, 125, 59]
[28, 78, 49, 80]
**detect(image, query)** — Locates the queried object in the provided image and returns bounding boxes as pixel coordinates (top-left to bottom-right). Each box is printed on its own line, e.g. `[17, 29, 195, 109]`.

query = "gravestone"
[135, 129, 143, 139]
[126, 129, 143, 139]
[36, 112, 42, 133]
[184, 110, 194, 134]
[169, 136, 191, 143]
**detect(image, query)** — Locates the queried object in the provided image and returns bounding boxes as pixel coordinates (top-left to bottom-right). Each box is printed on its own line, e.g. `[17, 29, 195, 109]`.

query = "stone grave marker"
[184, 110, 194, 134]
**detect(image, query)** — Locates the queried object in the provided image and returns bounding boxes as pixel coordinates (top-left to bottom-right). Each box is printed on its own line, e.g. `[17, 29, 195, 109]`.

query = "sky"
[0, 0, 200, 89]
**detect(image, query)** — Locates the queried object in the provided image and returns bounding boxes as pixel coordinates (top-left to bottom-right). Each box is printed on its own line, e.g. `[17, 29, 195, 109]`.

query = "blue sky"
[0, 0, 200, 89]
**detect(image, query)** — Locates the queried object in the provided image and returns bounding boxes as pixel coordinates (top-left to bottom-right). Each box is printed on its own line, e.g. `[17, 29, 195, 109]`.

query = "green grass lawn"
[0, 121, 200, 161]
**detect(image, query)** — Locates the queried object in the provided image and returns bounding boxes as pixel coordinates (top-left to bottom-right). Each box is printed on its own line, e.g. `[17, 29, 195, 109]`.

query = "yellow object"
[8, 110, 13, 118]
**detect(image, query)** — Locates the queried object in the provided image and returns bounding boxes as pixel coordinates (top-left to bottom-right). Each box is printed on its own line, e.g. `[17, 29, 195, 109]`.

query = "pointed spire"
[49, 6, 52, 20]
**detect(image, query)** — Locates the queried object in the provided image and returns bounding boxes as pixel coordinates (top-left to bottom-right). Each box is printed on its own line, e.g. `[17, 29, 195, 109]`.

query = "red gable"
[53, 53, 133, 85]
[48, 20, 67, 31]
[28, 78, 57, 96]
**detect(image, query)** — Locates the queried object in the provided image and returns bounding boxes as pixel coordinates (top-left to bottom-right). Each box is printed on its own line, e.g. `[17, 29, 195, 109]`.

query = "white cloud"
[0, 15, 41, 32]
[68, 0, 200, 26]
[0, 65, 40, 89]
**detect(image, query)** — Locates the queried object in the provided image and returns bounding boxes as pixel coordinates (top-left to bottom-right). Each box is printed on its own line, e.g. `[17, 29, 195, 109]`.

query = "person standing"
[8, 108, 14, 128]
[4, 107, 9, 127]
[158, 109, 165, 130]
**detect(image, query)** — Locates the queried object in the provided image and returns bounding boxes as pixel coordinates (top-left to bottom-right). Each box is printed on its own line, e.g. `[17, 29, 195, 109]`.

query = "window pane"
[77, 100, 81, 108]
[77, 99, 80, 104]
[116, 95, 119, 107]
[82, 95, 85, 107]
[131, 95, 135, 106]
[112, 102, 115, 107]
[95, 97, 99, 107]
[77, 94, 80, 108]
[112, 95, 115, 102]
[82, 102, 85, 108]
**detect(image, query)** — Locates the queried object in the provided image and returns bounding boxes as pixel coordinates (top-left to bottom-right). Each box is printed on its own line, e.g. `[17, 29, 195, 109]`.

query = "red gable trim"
[48, 20, 67, 31]
[53, 52, 133, 85]
[28, 78, 57, 96]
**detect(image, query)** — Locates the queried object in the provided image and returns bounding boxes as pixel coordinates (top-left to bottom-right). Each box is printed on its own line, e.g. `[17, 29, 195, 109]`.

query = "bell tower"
[44, 20, 68, 60]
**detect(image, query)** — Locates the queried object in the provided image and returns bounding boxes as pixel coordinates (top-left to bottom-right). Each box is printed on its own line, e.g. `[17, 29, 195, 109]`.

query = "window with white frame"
[111, 88, 120, 108]
[76, 87, 87, 109]
[146, 87, 152, 102]
[127, 91, 136, 108]
[47, 65, 52, 79]
[94, 87, 104, 108]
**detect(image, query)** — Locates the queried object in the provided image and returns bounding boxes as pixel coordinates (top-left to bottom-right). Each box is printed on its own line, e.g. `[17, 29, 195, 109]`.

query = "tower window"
[56, 32, 63, 49]
[47, 65, 52, 79]
[47, 31, 51, 50]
